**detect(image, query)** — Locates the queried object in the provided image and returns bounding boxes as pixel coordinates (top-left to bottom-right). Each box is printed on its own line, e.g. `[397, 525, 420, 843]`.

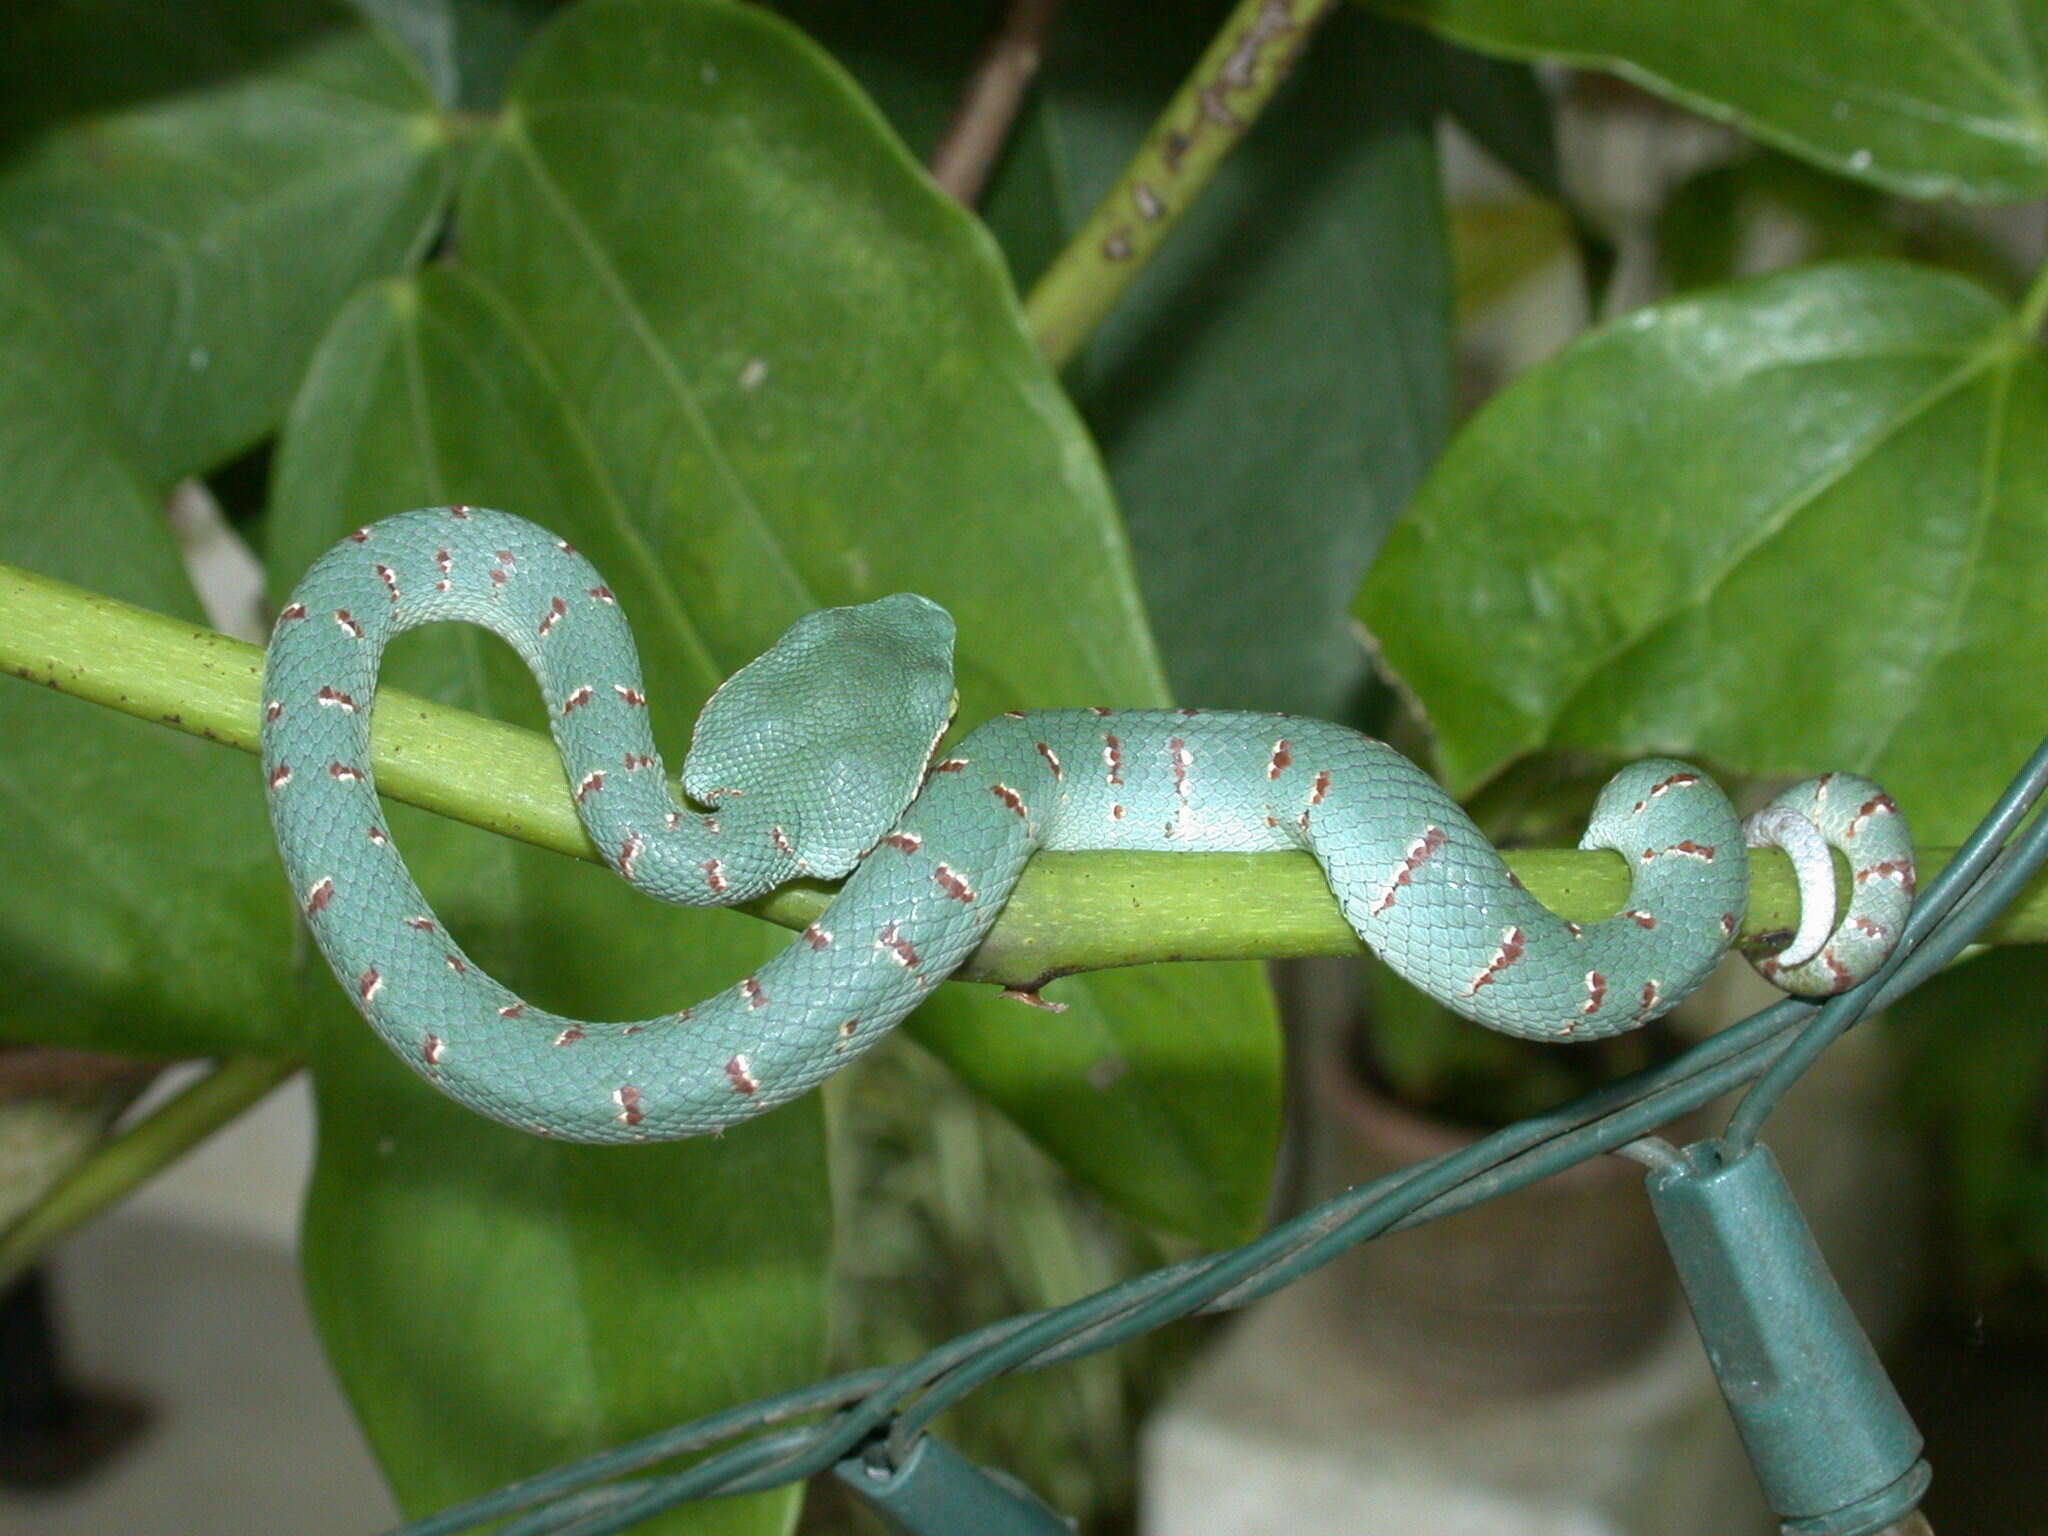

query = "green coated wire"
[393, 736, 2048, 1536]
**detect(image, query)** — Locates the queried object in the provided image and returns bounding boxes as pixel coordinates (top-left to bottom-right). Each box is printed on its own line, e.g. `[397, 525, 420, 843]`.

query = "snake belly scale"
[262, 508, 1915, 1142]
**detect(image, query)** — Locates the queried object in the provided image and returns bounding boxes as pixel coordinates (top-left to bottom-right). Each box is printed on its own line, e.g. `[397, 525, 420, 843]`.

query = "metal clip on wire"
[1643, 1137, 1930, 1536]
[833, 1432, 1074, 1534]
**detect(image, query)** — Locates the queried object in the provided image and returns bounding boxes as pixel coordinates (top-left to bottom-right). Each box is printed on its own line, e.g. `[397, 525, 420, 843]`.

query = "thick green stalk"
[1, 561, 2041, 989]
[1022, 0, 1339, 368]
[0, 1055, 299, 1287]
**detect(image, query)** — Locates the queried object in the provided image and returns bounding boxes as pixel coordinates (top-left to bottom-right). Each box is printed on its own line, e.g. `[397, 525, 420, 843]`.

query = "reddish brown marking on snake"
[613, 685, 648, 707]
[1721, 912, 1739, 938]
[614, 1085, 644, 1126]
[701, 858, 727, 894]
[1633, 771, 1701, 813]
[406, 916, 435, 932]
[724, 1055, 758, 1095]
[883, 831, 922, 853]
[538, 596, 568, 637]
[333, 609, 363, 639]
[316, 685, 357, 712]
[357, 968, 383, 1003]
[617, 833, 643, 880]
[588, 585, 615, 603]
[1845, 793, 1900, 838]
[991, 784, 1028, 818]
[877, 922, 920, 967]
[1309, 770, 1331, 805]
[1622, 910, 1657, 929]
[835, 1017, 860, 1049]
[560, 685, 594, 715]
[554, 1027, 584, 1046]
[1370, 826, 1446, 916]
[933, 864, 976, 903]
[741, 977, 767, 1009]
[1267, 739, 1292, 780]
[769, 825, 795, 858]
[1856, 859, 1915, 891]
[1639, 979, 1662, 1015]
[367, 825, 387, 846]
[448, 505, 471, 519]
[803, 924, 833, 950]
[444, 953, 466, 974]
[268, 762, 293, 791]
[328, 762, 364, 782]
[1036, 742, 1063, 780]
[304, 878, 334, 915]
[278, 603, 307, 622]
[1667, 840, 1717, 861]
[422, 1034, 443, 1066]
[1821, 950, 1853, 990]
[933, 758, 969, 773]
[1464, 926, 1527, 995]
[265, 699, 283, 722]
[575, 770, 605, 801]
[374, 563, 399, 602]
[1103, 735, 1123, 786]
[499, 1002, 526, 1018]
[1583, 971, 1607, 1015]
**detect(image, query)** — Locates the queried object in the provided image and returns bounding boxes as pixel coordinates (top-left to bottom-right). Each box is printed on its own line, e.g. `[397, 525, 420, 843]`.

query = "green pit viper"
[261, 507, 1915, 1141]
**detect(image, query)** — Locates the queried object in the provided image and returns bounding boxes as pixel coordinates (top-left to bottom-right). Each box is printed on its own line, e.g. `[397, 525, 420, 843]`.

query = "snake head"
[683, 594, 956, 879]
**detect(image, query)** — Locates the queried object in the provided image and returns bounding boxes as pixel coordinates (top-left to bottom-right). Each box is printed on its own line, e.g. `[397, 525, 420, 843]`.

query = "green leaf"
[301, 1001, 825, 1535]
[1367, 0, 2048, 202]
[1011, 3, 1454, 721]
[274, 274, 823, 1533]
[0, 242, 299, 1057]
[0, 0, 453, 485]
[1358, 261, 2048, 843]
[437, 0, 1276, 1244]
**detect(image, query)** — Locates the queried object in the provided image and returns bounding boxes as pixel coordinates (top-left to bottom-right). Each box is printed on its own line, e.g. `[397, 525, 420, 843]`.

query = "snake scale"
[262, 508, 1915, 1142]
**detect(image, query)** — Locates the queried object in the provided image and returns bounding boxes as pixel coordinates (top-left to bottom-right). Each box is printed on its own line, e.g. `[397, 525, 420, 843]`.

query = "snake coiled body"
[262, 509, 1915, 1142]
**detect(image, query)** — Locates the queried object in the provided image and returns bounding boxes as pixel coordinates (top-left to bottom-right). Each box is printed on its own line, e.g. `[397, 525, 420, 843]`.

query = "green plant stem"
[2, 560, 2043, 989]
[1022, 0, 1337, 368]
[0, 1055, 300, 1287]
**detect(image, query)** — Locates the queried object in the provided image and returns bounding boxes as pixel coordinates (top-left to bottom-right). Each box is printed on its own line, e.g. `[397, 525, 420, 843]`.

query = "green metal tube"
[834, 1435, 1072, 1535]
[1646, 1140, 1929, 1535]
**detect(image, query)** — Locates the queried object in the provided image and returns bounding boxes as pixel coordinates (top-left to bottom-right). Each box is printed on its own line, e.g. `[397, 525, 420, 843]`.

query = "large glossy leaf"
[274, 276, 823, 1534]
[779, 1, 1453, 723]
[1366, 0, 2048, 202]
[0, 242, 299, 1057]
[1358, 262, 2048, 842]
[431, 0, 1277, 1244]
[1015, 3, 1454, 721]
[0, 0, 452, 485]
